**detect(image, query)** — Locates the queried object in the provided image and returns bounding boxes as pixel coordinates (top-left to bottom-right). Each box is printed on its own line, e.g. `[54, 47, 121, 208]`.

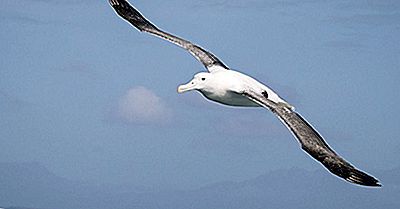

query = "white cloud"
[116, 86, 171, 124]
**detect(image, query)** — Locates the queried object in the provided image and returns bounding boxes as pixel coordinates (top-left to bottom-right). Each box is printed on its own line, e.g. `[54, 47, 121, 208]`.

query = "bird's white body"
[179, 69, 288, 107]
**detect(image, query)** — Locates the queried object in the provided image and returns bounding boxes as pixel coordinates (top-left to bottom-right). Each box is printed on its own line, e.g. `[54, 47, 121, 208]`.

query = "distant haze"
[1, 162, 399, 209]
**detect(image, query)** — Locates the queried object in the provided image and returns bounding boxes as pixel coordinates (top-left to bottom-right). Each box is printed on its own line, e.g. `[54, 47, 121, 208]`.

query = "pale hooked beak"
[177, 81, 195, 93]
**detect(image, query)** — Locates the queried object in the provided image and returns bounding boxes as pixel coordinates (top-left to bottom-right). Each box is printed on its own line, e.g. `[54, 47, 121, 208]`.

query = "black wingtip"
[109, 0, 157, 32]
[345, 169, 381, 187]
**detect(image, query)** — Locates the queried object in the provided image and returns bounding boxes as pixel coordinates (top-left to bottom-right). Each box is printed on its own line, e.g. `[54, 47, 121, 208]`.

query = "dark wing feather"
[109, 0, 229, 72]
[243, 90, 381, 187]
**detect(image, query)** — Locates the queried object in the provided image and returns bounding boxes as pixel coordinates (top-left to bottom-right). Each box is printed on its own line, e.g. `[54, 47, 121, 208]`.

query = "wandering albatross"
[109, 0, 381, 187]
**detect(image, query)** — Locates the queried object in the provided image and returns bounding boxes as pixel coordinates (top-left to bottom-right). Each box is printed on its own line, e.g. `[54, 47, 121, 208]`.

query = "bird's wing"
[242, 90, 381, 187]
[109, 0, 229, 72]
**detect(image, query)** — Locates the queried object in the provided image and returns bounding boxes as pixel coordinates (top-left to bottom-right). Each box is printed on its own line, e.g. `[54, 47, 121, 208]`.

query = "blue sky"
[1, 0, 399, 190]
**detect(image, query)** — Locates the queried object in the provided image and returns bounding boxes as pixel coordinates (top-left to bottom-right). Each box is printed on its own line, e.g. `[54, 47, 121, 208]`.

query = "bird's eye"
[201, 78, 206, 81]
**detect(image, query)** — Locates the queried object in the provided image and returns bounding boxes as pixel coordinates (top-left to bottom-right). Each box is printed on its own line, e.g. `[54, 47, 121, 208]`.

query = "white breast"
[201, 90, 260, 107]
[199, 70, 288, 107]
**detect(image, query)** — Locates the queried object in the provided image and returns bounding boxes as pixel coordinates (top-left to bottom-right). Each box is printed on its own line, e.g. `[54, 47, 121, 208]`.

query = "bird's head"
[177, 72, 211, 93]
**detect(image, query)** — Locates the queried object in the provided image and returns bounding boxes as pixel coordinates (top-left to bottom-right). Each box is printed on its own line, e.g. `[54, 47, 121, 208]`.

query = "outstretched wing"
[109, 0, 229, 72]
[242, 90, 381, 187]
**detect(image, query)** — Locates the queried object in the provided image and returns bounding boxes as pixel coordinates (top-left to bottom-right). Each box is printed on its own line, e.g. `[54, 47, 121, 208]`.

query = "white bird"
[109, 0, 381, 187]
